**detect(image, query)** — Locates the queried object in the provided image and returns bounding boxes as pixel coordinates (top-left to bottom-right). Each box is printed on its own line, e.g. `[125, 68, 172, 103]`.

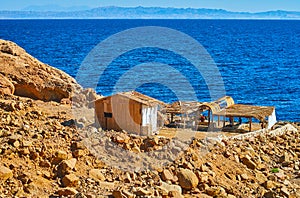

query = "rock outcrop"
[0, 39, 81, 102]
[0, 73, 14, 95]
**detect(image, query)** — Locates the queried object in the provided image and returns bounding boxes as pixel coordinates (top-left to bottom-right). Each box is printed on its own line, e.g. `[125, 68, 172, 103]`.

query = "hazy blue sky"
[1, 0, 300, 12]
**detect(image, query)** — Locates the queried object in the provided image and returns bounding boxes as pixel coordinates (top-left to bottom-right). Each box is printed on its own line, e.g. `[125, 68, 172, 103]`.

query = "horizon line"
[1, 6, 300, 13]
[1, 18, 300, 20]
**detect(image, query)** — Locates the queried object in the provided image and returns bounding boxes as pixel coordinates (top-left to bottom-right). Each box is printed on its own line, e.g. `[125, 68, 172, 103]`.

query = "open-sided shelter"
[199, 96, 276, 131]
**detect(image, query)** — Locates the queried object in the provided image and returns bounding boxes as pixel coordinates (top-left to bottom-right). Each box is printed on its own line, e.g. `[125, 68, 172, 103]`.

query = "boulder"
[112, 190, 126, 198]
[52, 150, 68, 165]
[264, 181, 275, 189]
[56, 150, 68, 160]
[177, 169, 199, 190]
[0, 165, 13, 181]
[0, 39, 81, 102]
[62, 174, 80, 187]
[73, 149, 85, 158]
[195, 171, 209, 183]
[161, 169, 174, 181]
[160, 182, 182, 194]
[206, 187, 226, 197]
[241, 155, 257, 170]
[112, 189, 134, 198]
[89, 169, 105, 181]
[57, 187, 78, 196]
[57, 158, 77, 176]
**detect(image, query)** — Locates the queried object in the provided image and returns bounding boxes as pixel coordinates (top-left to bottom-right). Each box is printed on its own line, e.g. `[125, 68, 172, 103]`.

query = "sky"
[0, 0, 299, 12]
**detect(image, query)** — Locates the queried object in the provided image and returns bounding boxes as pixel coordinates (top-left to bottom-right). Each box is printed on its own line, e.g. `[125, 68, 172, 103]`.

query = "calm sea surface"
[0, 19, 299, 121]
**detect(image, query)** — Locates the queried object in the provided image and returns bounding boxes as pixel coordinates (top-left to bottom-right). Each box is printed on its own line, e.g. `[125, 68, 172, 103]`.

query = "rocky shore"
[0, 40, 300, 198]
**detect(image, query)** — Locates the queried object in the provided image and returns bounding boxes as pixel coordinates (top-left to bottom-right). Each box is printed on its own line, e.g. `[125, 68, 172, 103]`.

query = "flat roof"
[96, 91, 165, 107]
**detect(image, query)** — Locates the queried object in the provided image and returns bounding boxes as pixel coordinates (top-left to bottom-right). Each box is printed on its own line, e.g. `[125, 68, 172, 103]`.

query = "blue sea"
[0, 19, 299, 121]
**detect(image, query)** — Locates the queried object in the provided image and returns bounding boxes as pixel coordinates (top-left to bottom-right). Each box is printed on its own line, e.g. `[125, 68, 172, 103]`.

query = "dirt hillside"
[0, 40, 299, 198]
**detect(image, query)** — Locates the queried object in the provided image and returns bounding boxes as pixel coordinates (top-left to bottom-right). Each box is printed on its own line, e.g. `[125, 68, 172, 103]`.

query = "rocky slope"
[0, 40, 81, 102]
[0, 40, 300, 198]
[0, 93, 300, 198]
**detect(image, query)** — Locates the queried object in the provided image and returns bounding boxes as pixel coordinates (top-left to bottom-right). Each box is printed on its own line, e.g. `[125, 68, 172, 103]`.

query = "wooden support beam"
[196, 110, 200, 130]
[249, 117, 252, 132]
[182, 114, 185, 129]
[229, 116, 234, 126]
[185, 114, 188, 129]
[208, 110, 211, 125]
[211, 114, 214, 130]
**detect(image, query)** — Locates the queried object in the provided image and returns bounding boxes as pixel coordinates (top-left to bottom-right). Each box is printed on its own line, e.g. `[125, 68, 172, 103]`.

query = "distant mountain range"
[21, 5, 91, 12]
[1, 6, 300, 19]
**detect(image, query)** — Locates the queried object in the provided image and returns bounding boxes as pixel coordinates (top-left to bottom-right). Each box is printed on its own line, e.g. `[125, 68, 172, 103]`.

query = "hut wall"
[94, 99, 103, 127]
[95, 95, 143, 134]
[141, 105, 158, 136]
[95, 96, 122, 131]
[267, 109, 277, 129]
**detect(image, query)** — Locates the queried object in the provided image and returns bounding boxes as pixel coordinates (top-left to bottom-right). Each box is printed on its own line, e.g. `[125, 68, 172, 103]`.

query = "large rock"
[177, 169, 199, 190]
[57, 158, 77, 176]
[0, 165, 13, 181]
[62, 174, 80, 187]
[89, 169, 105, 181]
[160, 181, 182, 194]
[241, 155, 257, 170]
[161, 169, 174, 181]
[0, 39, 81, 102]
[56, 187, 78, 196]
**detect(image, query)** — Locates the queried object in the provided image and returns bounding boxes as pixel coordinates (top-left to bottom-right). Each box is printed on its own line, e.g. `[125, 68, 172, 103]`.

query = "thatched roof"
[198, 96, 274, 121]
[164, 96, 275, 121]
[216, 96, 235, 107]
[163, 101, 202, 114]
[198, 102, 221, 114]
[214, 104, 275, 121]
[198, 96, 235, 114]
[164, 96, 235, 115]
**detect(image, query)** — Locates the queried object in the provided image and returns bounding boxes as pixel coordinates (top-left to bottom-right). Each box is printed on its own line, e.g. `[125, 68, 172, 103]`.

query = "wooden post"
[249, 117, 252, 132]
[171, 113, 174, 123]
[211, 114, 214, 130]
[223, 116, 226, 127]
[208, 110, 211, 125]
[229, 116, 234, 126]
[197, 110, 201, 130]
[185, 114, 188, 129]
[182, 113, 185, 129]
[217, 115, 220, 127]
